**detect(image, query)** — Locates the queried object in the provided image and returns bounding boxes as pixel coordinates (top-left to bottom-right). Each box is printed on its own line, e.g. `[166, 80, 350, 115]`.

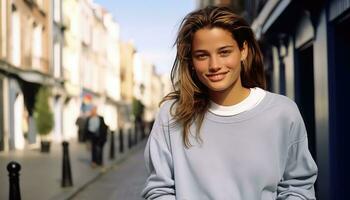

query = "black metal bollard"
[141, 121, 146, 140]
[61, 141, 73, 187]
[119, 129, 124, 153]
[134, 124, 138, 145]
[7, 161, 21, 200]
[128, 128, 133, 148]
[109, 131, 115, 160]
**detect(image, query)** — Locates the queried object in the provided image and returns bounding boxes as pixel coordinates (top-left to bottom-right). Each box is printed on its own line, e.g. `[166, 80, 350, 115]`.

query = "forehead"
[192, 27, 238, 49]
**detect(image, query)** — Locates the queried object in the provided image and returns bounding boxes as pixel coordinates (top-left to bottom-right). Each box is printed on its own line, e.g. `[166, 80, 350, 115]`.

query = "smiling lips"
[206, 71, 228, 82]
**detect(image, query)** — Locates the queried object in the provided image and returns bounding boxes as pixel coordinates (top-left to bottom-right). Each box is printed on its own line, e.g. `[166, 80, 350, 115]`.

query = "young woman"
[142, 6, 317, 200]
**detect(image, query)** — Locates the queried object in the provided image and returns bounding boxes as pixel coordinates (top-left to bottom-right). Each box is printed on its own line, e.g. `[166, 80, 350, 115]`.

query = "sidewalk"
[71, 140, 147, 200]
[0, 132, 146, 200]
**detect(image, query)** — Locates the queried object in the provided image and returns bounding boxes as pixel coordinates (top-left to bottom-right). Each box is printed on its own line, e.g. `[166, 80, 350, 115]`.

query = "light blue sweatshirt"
[142, 91, 318, 200]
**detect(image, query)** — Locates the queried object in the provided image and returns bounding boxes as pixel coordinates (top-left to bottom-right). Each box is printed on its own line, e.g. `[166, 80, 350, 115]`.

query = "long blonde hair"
[162, 6, 266, 148]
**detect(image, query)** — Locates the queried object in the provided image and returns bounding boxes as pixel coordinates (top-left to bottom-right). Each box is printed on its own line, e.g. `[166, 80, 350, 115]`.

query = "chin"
[207, 85, 231, 92]
[204, 80, 237, 92]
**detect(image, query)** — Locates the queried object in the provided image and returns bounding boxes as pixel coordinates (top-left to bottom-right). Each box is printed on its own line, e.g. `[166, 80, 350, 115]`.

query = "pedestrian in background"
[85, 105, 108, 167]
[75, 112, 88, 143]
[142, 6, 317, 200]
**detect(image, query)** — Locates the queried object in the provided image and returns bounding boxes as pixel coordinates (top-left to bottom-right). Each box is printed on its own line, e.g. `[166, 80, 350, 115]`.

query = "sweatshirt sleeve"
[141, 112, 175, 200]
[277, 110, 318, 200]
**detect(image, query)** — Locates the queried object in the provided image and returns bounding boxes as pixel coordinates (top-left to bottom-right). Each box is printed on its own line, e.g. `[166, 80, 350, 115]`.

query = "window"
[54, 42, 61, 77]
[53, 0, 61, 22]
[1, 0, 7, 57]
[11, 6, 21, 66]
[32, 23, 42, 70]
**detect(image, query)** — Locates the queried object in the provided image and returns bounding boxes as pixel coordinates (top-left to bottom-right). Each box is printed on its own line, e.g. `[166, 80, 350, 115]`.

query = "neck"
[209, 81, 250, 106]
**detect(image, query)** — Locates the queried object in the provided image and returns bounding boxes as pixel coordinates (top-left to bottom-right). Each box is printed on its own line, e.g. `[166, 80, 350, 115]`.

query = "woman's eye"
[219, 50, 231, 56]
[195, 54, 207, 60]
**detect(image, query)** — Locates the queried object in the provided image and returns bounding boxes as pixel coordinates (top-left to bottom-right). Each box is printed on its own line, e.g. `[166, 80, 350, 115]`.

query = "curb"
[64, 139, 147, 200]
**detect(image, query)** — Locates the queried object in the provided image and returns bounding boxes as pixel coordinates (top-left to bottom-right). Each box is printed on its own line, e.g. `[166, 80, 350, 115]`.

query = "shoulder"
[149, 99, 179, 139]
[270, 93, 307, 144]
[259, 92, 307, 145]
[157, 99, 177, 122]
[265, 92, 307, 139]
[261, 92, 305, 131]
[98, 116, 107, 124]
[266, 92, 301, 117]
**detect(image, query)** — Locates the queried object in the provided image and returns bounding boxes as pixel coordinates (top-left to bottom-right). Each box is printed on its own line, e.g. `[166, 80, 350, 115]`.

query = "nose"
[209, 56, 221, 72]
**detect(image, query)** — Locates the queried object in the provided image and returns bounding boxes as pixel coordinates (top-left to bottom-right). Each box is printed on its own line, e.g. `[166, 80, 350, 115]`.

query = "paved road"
[71, 142, 147, 200]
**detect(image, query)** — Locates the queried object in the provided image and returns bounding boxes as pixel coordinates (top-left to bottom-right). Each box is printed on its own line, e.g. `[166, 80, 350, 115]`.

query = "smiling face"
[191, 27, 248, 103]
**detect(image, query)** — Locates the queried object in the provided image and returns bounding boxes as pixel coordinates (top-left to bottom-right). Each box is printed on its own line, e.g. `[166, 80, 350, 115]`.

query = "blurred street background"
[1, 0, 349, 200]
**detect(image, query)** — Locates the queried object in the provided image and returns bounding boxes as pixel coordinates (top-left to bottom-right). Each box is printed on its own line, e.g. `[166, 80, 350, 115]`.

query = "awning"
[0, 60, 62, 86]
[251, 0, 292, 39]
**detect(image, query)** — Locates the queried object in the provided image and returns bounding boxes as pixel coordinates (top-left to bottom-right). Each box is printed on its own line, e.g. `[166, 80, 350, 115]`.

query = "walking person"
[75, 113, 88, 142]
[85, 105, 108, 167]
[142, 6, 317, 200]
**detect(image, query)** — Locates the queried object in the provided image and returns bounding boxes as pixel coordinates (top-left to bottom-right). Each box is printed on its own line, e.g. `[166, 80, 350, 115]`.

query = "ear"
[240, 41, 248, 61]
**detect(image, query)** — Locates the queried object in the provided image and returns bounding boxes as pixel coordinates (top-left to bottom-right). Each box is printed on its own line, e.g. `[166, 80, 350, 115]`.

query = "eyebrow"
[192, 45, 234, 53]
[218, 45, 234, 50]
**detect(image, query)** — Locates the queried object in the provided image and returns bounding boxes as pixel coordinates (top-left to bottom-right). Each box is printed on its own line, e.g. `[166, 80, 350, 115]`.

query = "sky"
[93, 0, 197, 75]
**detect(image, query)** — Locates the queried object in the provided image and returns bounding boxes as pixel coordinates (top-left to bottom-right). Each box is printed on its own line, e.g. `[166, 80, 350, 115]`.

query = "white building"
[98, 9, 121, 131]
[133, 53, 163, 123]
[62, 0, 84, 141]
[62, 0, 121, 140]
[51, 0, 66, 142]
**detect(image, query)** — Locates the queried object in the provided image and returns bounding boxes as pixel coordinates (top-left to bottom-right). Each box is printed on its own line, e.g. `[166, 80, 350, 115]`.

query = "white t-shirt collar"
[209, 87, 266, 116]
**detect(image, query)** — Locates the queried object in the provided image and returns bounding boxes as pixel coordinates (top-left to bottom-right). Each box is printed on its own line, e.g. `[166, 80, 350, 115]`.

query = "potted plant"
[34, 86, 54, 153]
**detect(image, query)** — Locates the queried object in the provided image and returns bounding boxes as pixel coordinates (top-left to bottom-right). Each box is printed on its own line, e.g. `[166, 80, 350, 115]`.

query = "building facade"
[0, 0, 123, 151]
[62, 0, 83, 141]
[133, 53, 164, 137]
[249, 1, 350, 199]
[119, 41, 136, 129]
[62, 0, 121, 137]
[0, 0, 58, 151]
[51, 0, 65, 142]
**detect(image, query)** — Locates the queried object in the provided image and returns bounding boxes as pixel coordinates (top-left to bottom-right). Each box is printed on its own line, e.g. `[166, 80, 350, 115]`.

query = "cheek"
[192, 62, 207, 82]
[192, 60, 208, 72]
[224, 57, 241, 70]
[195, 70, 207, 85]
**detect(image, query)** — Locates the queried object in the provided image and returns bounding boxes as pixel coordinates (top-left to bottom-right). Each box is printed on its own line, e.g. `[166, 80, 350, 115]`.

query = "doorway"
[329, 16, 350, 200]
[295, 44, 317, 161]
